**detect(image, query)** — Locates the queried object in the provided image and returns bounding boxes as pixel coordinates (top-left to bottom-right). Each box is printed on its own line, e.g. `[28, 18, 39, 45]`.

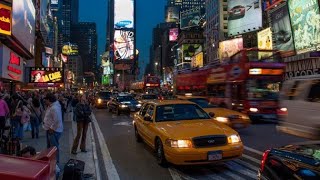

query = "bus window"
[247, 79, 280, 100]
[208, 84, 226, 97]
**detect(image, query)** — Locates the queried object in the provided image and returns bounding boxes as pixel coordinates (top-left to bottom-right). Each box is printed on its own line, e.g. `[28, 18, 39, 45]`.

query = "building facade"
[167, 0, 205, 12]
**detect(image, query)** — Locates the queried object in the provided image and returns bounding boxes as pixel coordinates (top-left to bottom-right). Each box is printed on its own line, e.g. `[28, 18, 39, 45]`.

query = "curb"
[90, 122, 101, 180]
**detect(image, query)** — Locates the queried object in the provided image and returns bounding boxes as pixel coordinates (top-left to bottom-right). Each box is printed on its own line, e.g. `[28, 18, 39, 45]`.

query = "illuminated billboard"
[62, 43, 79, 56]
[12, 0, 35, 55]
[40, 0, 52, 34]
[228, 0, 262, 36]
[180, 8, 201, 29]
[0, 3, 11, 36]
[268, 3, 295, 57]
[114, 0, 134, 29]
[257, 28, 273, 59]
[182, 44, 202, 61]
[165, 6, 179, 23]
[169, 28, 179, 42]
[29, 67, 64, 83]
[113, 30, 134, 60]
[191, 52, 204, 68]
[288, 0, 320, 54]
[219, 38, 243, 60]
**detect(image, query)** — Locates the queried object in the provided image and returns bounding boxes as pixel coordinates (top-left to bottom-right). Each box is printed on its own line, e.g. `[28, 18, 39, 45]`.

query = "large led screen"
[288, 0, 320, 54]
[165, 6, 179, 23]
[114, 0, 134, 29]
[228, 0, 262, 36]
[180, 8, 201, 30]
[0, 3, 11, 36]
[169, 28, 179, 42]
[113, 30, 134, 60]
[29, 67, 63, 83]
[12, 0, 35, 55]
[40, 0, 51, 34]
[182, 44, 202, 61]
[219, 38, 243, 61]
[268, 3, 295, 57]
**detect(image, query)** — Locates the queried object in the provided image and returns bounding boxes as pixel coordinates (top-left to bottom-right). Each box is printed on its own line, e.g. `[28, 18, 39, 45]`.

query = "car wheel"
[134, 126, 142, 143]
[155, 138, 167, 166]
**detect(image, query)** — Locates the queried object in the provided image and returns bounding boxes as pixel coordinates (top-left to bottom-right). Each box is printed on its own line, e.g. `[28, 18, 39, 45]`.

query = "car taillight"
[260, 150, 270, 172]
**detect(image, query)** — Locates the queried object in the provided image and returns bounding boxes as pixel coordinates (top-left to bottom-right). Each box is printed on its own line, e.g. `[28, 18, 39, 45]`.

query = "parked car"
[228, 5, 246, 20]
[133, 100, 243, 166]
[258, 141, 320, 180]
[94, 91, 112, 108]
[108, 94, 142, 115]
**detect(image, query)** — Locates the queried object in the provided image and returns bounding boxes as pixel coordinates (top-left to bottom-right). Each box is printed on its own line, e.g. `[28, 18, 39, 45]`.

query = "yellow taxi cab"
[178, 95, 250, 129]
[133, 100, 243, 166]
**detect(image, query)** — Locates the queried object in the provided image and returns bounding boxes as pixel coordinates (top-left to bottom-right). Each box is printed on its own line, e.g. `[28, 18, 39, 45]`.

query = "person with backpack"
[71, 95, 92, 155]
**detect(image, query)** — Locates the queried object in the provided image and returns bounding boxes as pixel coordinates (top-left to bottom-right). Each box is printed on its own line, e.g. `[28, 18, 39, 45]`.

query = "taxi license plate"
[262, 114, 276, 119]
[208, 151, 222, 161]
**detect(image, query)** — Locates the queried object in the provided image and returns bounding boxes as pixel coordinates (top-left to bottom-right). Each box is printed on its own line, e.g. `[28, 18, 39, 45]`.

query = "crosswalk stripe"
[233, 159, 259, 172]
[213, 166, 247, 180]
[198, 168, 226, 180]
[225, 161, 257, 179]
[242, 154, 261, 164]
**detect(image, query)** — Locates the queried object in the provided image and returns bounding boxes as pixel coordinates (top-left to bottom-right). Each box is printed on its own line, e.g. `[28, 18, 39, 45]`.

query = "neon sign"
[0, 3, 11, 35]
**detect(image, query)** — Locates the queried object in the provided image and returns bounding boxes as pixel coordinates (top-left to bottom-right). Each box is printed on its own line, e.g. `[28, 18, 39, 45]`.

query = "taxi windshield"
[155, 104, 210, 122]
[188, 98, 217, 108]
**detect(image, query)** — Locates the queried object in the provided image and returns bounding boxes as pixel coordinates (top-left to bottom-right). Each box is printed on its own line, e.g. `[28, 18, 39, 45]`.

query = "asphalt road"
[92, 108, 307, 180]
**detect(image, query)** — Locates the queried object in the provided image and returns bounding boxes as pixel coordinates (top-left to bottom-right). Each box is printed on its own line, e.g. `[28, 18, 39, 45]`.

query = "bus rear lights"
[249, 68, 262, 75]
[249, 108, 259, 112]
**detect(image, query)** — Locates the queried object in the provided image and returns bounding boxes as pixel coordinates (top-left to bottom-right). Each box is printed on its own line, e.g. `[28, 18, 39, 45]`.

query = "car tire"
[134, 126, 142, 143]
[155, 138, 167, 167]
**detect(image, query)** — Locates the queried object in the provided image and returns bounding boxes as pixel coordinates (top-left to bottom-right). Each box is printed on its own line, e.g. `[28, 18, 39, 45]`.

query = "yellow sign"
[257, 28, 273, 59]
[42, 71, 62, 82]
[0, 3, 12, 36]
[191, 52, 204, 68]
[62, 44, 78, 55]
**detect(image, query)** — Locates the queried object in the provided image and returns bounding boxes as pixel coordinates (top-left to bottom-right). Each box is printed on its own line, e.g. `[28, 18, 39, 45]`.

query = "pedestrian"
[29, 97, 42, 139]
[43, 93, 63, 164]
[71, 94, 80, 121]
[58, 95, 66, 122]
[0, 93, 10, 137]
[71, 95, 92, 155]
[12, 100, 30, 140]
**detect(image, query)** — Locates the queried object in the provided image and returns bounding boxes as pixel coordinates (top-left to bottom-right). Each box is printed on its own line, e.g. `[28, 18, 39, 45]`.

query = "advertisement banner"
[228, 0, 262, 36]
[114, 0, 134, 29]
[182, 44, 202, 62]
[219, 38, 243, 60]
[285, 58, 320, 80]
[268, 3, 295, 57]
[114, 30, 134, 60]
[0, 3, 11, 36]
[0, 45, 24, 82]
[40, 0, 52, 34]
[288, 0, 320, 54]
[165, 6, 180, 23]
[12, 0, 35, 55]
[29, 67, 64, 83]
[257, 27, 273, 59]
[169, 28, 179, 42]
[180, 8, 201, 29]
[102, 75, 110, 85]
[62, 43, 79, 56]
[191, 52, 204, 68]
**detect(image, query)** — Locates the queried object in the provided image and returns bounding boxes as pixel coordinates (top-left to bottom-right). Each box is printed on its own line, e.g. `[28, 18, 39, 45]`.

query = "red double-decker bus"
[175, 49, 286, 122]
[131, 75, 160, 94]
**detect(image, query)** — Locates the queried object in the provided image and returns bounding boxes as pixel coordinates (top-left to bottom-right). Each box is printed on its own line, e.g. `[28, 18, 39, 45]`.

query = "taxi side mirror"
[144, 116, 152, 122]
[209, 112, 215, 118]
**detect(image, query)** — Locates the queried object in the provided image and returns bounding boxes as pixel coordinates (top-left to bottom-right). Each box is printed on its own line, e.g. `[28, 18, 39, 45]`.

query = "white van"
[278, 76, 320, 139]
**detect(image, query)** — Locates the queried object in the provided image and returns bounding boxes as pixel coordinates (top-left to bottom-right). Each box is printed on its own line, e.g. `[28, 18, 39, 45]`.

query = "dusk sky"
[79, 0, 166, 76]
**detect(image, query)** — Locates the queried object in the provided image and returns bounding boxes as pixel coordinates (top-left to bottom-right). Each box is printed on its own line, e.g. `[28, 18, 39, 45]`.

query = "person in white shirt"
[43, 93, 63, 164]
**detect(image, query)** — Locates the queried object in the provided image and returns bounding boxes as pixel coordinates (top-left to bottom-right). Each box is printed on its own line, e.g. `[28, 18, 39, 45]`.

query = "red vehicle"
[131, 75, 160, 94]
[175, 49, 286, 122]
[228, 5, 246, 20]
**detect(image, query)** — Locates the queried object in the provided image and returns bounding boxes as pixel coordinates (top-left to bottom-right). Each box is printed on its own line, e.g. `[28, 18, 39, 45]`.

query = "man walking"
[43, 93, 63, 164]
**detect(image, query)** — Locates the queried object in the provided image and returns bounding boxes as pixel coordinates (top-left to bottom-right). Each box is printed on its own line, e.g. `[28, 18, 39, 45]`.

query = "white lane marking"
[90, 124, 101, 180]
[244, 146, 263, 155]
[91, 114, 120, 180]
[242, 154, 261, 164]
[169, 167, 197, 180]
[233, 159, 259, 172]
[113, 121, 133, 126]
[225, 161, 257, 179]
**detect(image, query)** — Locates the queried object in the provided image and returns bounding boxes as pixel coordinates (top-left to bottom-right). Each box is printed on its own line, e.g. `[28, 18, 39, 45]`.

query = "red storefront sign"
[0, 3, 11, 35]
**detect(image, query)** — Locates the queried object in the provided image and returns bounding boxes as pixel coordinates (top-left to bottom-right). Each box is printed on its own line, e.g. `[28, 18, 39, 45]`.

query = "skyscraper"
[71, 22, 98, 80]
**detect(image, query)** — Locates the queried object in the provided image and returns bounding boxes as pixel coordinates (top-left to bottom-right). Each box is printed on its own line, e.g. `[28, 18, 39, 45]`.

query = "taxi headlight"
[165, 139, 192, 148]
[215, 117, 229, 123]
[228, 134, 241, 144]
[120, 104, 128, 108]
[249, 108, 258, 112]
[97, 98, 102, 104]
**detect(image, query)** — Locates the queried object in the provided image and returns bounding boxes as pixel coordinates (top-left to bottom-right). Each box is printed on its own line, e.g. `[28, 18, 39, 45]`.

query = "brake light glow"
[260, 150, 270, 172]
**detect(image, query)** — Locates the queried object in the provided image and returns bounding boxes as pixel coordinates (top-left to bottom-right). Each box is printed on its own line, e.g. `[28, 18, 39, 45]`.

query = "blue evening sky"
[79, 0, 166, 77]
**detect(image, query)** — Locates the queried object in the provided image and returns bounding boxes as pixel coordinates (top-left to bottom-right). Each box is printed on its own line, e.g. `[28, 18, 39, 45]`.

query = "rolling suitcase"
[62, 159, 85, 180]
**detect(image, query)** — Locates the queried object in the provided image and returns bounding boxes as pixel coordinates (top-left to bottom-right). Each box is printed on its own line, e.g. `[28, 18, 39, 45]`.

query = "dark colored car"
[95, 91, 112, 108]
[136, 94, 158, 103]
[108, 95, 142, 115]
[275, 30, 292, 44]
[228, 5, 246, 20]
[258, 142, 320, 180]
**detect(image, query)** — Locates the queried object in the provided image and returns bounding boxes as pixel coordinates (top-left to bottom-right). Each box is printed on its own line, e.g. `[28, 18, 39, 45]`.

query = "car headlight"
[165, 139, 192, 148]
[249, 108, 258, 112]
[97, 98, 102, 104]
[136, 104, 141, 107]
[228, 134, 241, 144]
[215, 117, 229, 123]
[280, 107, 287, 112]
[120, 104, 128, 108]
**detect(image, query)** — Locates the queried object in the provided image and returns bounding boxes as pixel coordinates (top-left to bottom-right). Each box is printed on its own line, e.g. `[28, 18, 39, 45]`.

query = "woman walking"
[29, 97, 42, 139]
[71, 95, 92, 154]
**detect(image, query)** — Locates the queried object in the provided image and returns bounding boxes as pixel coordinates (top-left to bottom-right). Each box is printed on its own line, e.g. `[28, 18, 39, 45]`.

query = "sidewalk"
[21, 111, 98, 180]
